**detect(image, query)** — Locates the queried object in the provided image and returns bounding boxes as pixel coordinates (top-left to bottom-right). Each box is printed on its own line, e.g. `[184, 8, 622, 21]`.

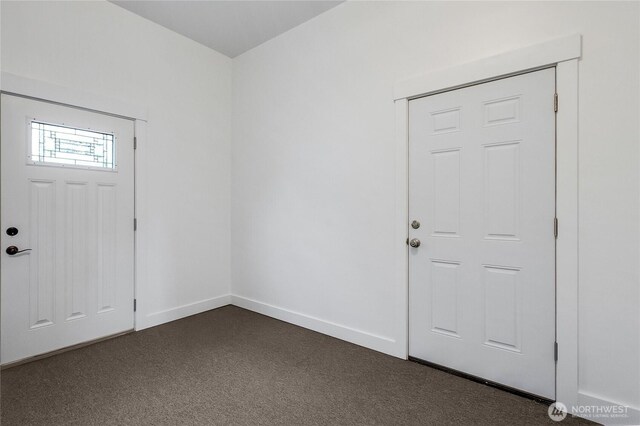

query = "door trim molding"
[393, 34, 581, 408]
[0, 72, 148, 122]
[393, 34, 581, 101]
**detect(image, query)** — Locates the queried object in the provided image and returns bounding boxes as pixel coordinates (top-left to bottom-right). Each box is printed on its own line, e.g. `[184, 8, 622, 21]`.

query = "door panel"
[1, 94, 135, 364]
[408, 68, 556, 399]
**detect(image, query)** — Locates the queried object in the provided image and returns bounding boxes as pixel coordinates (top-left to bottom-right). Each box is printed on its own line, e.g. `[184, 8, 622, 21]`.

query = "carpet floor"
[2, 305, 593, 425]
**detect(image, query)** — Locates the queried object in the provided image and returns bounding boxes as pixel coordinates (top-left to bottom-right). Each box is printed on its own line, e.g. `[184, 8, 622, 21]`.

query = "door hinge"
[134, 218, 137, 231]
[134, 136, 137, 150]
[406, 237, 409, 246]
[554, 217, 558, 239]
[554, 341, 558, 362]
[134, 299, 137, 312]
[554, 93, 558, 113]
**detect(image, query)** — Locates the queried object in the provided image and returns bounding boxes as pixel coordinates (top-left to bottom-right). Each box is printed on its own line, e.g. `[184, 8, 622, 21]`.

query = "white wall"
[1, 0, 233, 328]
[232, 0, 639, 418]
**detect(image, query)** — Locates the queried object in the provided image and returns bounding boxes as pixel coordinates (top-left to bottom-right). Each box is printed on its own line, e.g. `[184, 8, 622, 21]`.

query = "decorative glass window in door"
[29, 121, 116, 170]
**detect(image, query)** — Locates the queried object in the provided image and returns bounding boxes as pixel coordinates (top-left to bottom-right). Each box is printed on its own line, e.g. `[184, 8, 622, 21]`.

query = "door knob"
[6, 246, 32, 255]
[409, 238, 421, 248]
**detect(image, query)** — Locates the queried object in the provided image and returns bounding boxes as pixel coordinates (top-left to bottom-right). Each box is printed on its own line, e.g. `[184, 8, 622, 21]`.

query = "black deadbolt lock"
[6, 227, 18, 236]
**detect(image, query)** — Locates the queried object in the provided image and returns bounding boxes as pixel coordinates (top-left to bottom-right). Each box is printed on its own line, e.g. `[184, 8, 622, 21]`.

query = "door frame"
[0, 71, 148, 336]
[392, 34, 581, 408]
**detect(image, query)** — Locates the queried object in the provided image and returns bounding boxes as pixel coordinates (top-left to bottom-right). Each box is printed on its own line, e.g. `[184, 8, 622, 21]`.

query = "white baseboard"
[135, 294, 232, 331]
[573, 391, 640, 425]
[133, 293, 402, 358]
[230, 295, 402, 358]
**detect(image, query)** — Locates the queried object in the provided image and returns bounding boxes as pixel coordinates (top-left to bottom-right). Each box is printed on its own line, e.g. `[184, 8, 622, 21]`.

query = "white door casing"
[408, 69, 556, 398]
[1, 94, 135, 365]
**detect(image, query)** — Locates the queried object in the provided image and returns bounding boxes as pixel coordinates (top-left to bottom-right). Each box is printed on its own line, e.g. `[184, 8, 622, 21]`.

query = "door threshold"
[408, 356, 554, 405]
[1, 329, 134, 370]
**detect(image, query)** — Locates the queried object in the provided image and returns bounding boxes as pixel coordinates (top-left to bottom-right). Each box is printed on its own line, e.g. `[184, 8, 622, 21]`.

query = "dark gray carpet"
[2, 305, 593, 425]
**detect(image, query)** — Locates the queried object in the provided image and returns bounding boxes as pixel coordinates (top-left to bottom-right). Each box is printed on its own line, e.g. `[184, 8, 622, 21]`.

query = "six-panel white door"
[1, 94, 135, 365]
[408, 69, 556, 398]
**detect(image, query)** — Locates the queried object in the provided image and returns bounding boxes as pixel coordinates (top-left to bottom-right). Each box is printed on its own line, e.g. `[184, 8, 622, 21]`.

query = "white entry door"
[1, 94, 135, 365]
[408, 68, 556, 398]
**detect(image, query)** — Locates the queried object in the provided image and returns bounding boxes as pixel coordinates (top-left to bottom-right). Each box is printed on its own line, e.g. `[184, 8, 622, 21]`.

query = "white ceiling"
[110, 1, 344, 58]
